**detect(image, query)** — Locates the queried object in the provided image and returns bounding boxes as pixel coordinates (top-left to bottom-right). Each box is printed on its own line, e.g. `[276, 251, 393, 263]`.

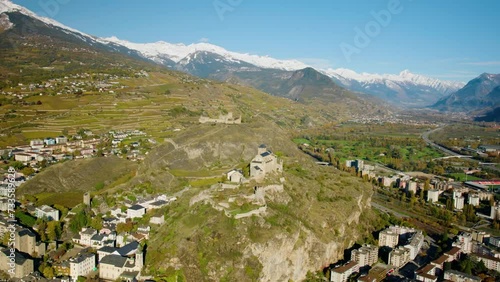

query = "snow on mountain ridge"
[0, 0, 92, 39]
[102, 36, 310, 71]
[322, 68, 464, 91]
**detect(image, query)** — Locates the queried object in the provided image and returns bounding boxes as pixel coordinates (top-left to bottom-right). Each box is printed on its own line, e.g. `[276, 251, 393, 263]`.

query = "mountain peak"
[399, 69, 412, 76]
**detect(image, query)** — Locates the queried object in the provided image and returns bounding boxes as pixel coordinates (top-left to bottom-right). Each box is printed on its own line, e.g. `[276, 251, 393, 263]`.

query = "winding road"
[422, 127, 500, 173]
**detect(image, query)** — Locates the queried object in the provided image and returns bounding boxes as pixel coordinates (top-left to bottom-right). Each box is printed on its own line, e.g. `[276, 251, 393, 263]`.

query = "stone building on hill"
[250, 144, 283, 181]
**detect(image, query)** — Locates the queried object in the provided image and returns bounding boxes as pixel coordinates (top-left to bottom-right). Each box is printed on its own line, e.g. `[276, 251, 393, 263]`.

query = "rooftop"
[70, 252, 95, 264]
[129, 204, 145, 211]
[332, 261, 358, 274]
[100, 254, 127, 268]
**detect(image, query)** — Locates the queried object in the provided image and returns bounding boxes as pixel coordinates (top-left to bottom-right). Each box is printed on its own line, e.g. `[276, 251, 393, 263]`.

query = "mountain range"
[1, 0, 497, 116]
[433, 73, 500, 118]
[103, 36, 465, 107]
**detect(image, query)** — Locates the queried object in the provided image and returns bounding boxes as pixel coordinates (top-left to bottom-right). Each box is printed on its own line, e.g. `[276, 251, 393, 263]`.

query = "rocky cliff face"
[247, 191, 372, 281]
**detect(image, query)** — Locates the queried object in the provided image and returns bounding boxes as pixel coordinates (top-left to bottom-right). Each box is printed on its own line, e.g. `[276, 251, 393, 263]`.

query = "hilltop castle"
[250, 144, 283, 181]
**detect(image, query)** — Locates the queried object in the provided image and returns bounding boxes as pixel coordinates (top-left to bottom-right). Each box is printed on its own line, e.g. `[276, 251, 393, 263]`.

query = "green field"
[447, 173, 483, 182]
[293, 123, 444, 172]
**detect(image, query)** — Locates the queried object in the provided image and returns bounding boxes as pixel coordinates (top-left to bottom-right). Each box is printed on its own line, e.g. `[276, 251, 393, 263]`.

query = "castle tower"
[135, 250, 144, 270]
[83, 192, 91, 206]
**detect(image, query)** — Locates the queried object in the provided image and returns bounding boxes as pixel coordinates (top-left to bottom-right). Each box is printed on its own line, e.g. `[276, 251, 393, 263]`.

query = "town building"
[454, 196, 465, 210]
[35, 205, 60, 221]
[427, 190, 439, 203]
[330, 261, 359, 282]
[453, 233, 473, 254]
[443, 270, 481, 282]
[406, 181, 417, 195]
[378, 229, 399, 248]
[405, 231, 425, 260]
[226, 169, 246, 184]
[56, 136, 68, 144]
[150, 215, 165, 225]
[0, 249, 34, 279]
[473, 253, 500, 272]
[73, 228, 97, 246]
[415, 264, 438, 282]
[351, 244, 378, 267]
[70, 252, 96, 280]
[389, 246, 410, 268]
[468, 194, 480, 207]
[127, 204, 146, 219]
[15, 228, 37, 256]
[99, 242, 143, 281]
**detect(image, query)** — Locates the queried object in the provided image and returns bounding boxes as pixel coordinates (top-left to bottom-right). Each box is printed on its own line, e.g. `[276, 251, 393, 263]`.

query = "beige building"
[15, 229, 37, 256]
[444, 270, 480, 282]
[330, 261, 359, 282]
[351, 244, 378, 267]
[250, 144, 283, 181]
[378, 229, 399, 248]
[0, 249, 34, 279]
[389, 246, 410, 268]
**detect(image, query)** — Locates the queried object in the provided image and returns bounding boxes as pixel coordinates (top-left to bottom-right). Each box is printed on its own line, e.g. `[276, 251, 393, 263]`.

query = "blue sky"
[13, 0, 500, 82]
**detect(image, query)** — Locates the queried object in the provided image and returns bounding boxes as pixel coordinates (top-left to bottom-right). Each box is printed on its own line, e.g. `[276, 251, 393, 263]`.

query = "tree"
[21, 167, 35, 176]
[446, 198, 454, 211]
[475, 260, 487, 274]
[69, 210, 89, 233]
[116, 222, 134, 233]
[460, 257, 474, 275]
[37, 219, 48, 241]
[424, 179, 430, 190]
[42, 266, 55, 279]
[47, 221, 62, 241]
[90, 214, 103, 230]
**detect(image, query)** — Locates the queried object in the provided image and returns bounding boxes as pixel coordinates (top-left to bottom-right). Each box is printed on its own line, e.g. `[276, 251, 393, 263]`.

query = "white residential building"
[453, 233, 473, 254]
[454, 196, 465, 210]
[55, 136, 68, 144]
[443, 270, 480, 282]
[473, 254, 500, 272]
[389, 246, 410, 268]
[468, 194, 480, 207]
[330, 261, 359, 282]
[405, 231, 424, 260]
[351, 244, 378, 267]
[427, 190, 439, 203]
[127, 204, 146, 219]
[35, 205, 59, 221]
[70, 253, 96, 280]
[226, 169, 246, 184]
[73, 228, 98, 247]
[150, 215, 165, 225]
[379, 229, 399, 248]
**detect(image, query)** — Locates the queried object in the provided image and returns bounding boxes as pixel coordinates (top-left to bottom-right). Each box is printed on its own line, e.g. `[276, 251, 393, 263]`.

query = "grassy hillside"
[18, 156, 137, 204]
[131, 120, 382, 281]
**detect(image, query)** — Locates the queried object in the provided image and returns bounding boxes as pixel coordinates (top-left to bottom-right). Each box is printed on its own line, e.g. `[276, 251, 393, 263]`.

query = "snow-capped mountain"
[0, 0, 90, 38]
[1, 0, 466, 107]
[101, 36, 464, 107]
[102, 36, 310, 71]
[322, 68, 465, 107]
